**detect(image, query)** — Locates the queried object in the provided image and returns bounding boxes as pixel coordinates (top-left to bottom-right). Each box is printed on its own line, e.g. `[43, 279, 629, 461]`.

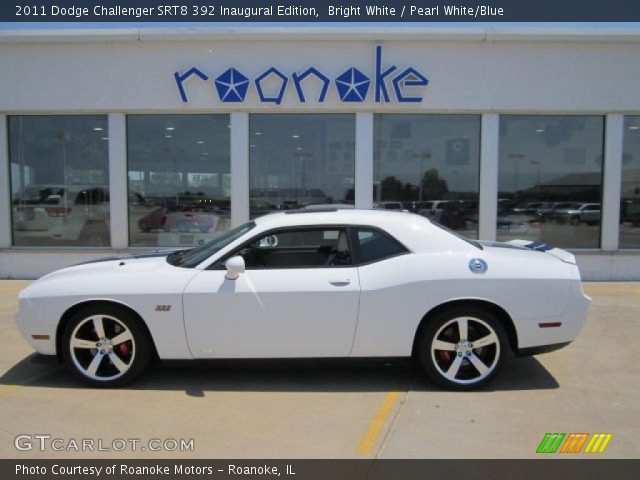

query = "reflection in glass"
[127, 115, 231, 247]
[249, 114, 355, 217]
[497, 116, 604, 248]
[621, 116, 640, 248]
[374, 114, 480, 238]
[9, 115, 110, 246]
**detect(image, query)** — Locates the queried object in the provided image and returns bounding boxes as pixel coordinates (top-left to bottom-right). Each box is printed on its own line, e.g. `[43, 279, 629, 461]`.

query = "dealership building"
[0, 25, 639, 279]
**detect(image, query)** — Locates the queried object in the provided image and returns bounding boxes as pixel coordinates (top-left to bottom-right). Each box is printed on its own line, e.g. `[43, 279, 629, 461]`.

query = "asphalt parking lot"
[0, 281, 638, 459]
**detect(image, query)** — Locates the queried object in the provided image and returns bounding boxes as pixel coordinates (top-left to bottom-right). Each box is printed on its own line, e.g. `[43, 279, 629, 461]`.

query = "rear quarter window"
[353, 227, 408, 264]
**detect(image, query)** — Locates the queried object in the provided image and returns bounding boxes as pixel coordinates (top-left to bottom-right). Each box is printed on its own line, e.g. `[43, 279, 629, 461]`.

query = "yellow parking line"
[356, 391, 400, 455]
[0, 384, 21, 397]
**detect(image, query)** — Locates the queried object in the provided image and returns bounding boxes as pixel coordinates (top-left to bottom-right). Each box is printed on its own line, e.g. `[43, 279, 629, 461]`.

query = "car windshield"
[166, 221, 256, 268]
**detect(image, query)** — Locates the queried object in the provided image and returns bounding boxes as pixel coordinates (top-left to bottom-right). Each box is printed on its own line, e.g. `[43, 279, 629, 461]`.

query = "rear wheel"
[61, 305, 153, 387]
[416, 307, 508, 390]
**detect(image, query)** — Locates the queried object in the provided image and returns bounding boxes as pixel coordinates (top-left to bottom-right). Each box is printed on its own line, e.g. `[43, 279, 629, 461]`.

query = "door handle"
[329, 279, 351, 286]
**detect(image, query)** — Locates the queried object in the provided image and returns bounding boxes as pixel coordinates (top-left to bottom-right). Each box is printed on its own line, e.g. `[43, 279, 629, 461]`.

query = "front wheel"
[416, 307, 508, 390]
[61, 305, 153, 387]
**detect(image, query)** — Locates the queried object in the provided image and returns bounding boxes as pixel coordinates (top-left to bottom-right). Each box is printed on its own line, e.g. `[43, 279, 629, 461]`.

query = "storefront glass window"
[9, 115, 110, 247]
[127, 115, 231, 247]
[621, 116, 640, 248]
[373, 114, 480, 238]
[497, 115, 604, 248]
[249, 114, 355, 217]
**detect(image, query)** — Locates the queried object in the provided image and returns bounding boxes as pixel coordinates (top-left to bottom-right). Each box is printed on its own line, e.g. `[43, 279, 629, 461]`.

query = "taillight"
[45, 207, 71, 217]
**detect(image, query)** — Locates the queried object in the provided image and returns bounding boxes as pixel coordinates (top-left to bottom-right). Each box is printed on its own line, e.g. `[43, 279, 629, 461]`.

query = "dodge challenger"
[14, 208, 590, 389]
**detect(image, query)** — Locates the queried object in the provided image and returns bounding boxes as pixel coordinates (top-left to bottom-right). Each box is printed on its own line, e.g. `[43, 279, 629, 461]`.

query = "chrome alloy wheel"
[69, 315, 136, 382]
[430, 316, 500, 385]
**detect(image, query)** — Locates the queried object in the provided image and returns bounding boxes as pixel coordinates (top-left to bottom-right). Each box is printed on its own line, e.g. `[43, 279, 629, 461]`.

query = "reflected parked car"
[497, 214, 541, 236]
[549, 203, 601, 225]
[402, 201, 432, 213]
[138, 205, 219, 233]
[373, 201, 405, 211]
[621, 200, 640, 226]
[417, 200, 454, 222]
[12, 184, 110, 246]
[419, 200, 477, 231]
[511, 202, 541, 214]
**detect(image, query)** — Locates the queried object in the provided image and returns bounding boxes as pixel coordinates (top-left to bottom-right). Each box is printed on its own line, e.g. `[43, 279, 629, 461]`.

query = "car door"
[583, 204, 600, 223]
[182, 226, 361, 358]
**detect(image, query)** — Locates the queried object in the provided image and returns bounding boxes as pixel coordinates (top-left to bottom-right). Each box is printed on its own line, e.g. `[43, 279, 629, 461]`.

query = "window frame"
[208, 224, 356, 270]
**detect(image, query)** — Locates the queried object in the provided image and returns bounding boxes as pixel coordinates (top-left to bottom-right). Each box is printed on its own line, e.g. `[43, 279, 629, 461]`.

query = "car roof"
[250, 209, 475, 253]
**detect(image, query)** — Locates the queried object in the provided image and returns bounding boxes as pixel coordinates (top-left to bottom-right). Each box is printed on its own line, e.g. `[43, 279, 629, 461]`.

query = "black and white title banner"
[3, 0, 640, 22]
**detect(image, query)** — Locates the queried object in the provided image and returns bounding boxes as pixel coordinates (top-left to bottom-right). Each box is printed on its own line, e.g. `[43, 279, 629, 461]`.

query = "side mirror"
[224, 256, 245, 280]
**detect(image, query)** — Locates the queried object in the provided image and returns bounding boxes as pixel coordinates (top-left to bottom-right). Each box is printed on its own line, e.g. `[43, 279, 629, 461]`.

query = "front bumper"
[14, 295, 57, 356]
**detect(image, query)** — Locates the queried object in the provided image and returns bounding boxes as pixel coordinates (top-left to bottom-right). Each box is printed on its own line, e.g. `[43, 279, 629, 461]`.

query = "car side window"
[237, 228, 352, 269]
[353, 227, 408, 265]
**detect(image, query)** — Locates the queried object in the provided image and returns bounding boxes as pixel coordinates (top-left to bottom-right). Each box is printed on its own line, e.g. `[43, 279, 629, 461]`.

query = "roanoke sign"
[174, 45, 429, 105]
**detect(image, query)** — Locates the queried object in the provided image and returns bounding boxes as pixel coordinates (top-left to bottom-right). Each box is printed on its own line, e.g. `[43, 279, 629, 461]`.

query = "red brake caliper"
[438, 351, 452, 362]
[118, 342, 131, 357]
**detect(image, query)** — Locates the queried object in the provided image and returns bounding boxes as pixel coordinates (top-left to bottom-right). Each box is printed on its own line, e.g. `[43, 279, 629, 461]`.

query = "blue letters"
[392, 67, 429, 103]
[375, 45, 397, 103]
[174, 67, 209, 103]
[292, 67, 330, 103]
[174, 46, 428, 105]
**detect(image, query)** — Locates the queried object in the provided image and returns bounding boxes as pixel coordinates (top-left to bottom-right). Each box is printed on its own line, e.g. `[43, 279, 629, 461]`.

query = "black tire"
[570, 216, 580, 226]
[61, 304, 153, 387]
[416, 306, 509, 391]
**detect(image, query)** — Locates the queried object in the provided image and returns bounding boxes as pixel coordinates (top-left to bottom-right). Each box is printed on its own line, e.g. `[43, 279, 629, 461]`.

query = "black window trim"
[207, 224, 357, 270]
[347, 226, 411, 267]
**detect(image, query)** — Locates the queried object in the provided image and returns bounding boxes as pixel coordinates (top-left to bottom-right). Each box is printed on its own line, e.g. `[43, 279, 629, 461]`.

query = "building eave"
[1, 26, 640, 44]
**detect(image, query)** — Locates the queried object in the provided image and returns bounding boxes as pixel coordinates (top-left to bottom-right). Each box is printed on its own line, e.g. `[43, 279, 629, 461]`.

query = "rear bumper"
[515, 280, 591, 350]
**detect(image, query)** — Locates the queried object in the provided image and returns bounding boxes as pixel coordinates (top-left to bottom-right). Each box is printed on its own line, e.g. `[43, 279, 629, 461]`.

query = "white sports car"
[14, 208, 591, 390]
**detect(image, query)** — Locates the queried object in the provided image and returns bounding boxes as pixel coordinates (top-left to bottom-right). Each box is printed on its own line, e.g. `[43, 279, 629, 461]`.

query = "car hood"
[34, 250, 180, 283]
[478, 239, 577, 265]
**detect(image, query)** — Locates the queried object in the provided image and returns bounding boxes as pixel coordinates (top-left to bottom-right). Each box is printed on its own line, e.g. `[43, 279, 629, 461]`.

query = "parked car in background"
[418, 200, 478, 231]
[373, 201, 405, 211]
[138, 204, 219, 233]
[511, 202, 555, 216]
[621, 200, 640, 226]
[402, 201, 432, 213]
[497, 214, 542, 239]
[417, 200, 453, 222]
[550, 203, 601, 225]
[12, 184, 110, 246]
